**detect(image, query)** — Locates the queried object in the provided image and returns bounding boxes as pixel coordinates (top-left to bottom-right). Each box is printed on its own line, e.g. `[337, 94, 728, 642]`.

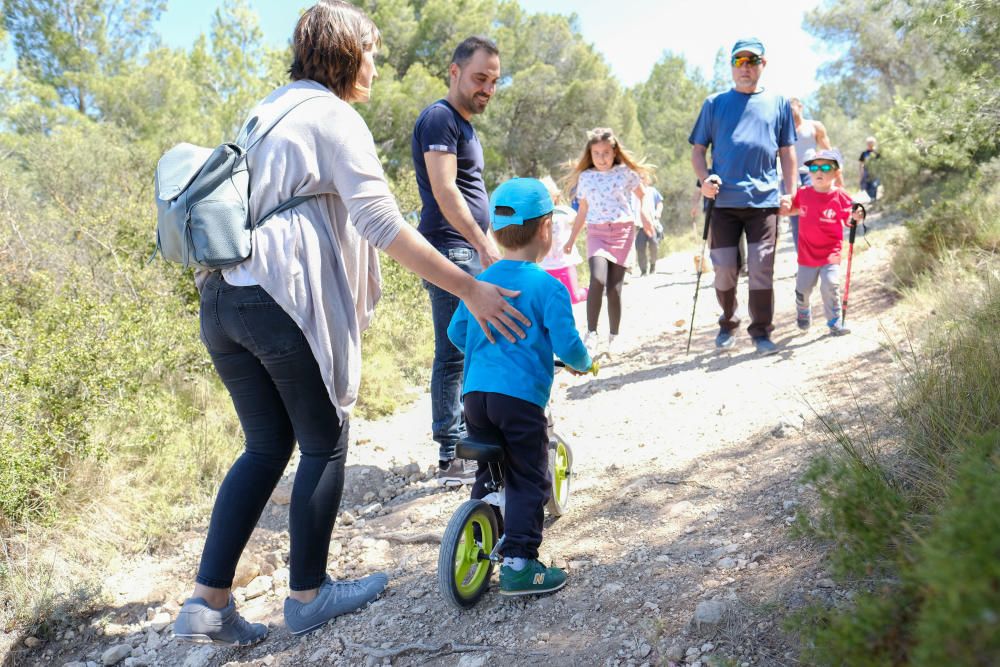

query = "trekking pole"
[686, 175, 721, 355]
[842, 202, 866, 325]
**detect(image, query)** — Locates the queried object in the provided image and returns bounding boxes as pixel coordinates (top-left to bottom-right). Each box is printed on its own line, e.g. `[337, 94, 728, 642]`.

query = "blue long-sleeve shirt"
[447, 260, 592, 408]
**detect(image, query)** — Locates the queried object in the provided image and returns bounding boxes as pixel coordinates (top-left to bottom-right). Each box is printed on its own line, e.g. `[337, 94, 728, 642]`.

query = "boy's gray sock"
[503, 557, 528, 571]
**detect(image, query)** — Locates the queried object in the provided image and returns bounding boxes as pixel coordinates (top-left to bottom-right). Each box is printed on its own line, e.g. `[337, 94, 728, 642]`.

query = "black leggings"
[198, 273, 348, 592]
[587, 256, 627, 334]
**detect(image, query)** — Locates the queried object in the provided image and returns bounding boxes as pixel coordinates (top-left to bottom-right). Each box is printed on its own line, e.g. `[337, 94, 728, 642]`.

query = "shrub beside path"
[7, 215, 907, 667]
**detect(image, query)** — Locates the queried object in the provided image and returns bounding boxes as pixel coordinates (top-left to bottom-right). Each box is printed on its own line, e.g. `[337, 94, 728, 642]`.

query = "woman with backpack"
[172, 1, 528, 646]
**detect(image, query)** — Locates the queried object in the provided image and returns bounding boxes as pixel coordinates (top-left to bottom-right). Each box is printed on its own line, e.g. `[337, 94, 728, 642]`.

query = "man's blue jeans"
[424, 246, 483, 462]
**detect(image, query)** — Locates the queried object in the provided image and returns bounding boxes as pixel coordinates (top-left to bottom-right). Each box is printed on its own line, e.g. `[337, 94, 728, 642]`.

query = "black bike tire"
[545, 434, 574, 517]
[437, 499, 498, 609]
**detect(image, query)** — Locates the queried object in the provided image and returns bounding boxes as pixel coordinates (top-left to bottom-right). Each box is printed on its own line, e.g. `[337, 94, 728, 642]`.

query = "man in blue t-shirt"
[689, 37, 797, 355]
[412, 36, 502, 485]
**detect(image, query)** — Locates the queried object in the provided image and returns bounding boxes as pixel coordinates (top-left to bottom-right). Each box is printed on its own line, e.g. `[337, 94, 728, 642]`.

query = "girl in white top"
[562, 128, 654, 357]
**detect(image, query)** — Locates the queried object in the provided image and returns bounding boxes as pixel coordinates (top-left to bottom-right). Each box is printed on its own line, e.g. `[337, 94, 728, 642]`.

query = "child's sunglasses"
[731, 55, 763, 67]
[808, 163, 836, 173]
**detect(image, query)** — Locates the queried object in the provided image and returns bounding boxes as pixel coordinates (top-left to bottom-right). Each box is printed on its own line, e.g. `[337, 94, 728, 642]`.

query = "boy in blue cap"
[448, 177, 595, 596]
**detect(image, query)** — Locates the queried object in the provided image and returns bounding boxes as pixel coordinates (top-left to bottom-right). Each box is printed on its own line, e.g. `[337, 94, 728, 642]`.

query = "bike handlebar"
[554, 359, 599, 376]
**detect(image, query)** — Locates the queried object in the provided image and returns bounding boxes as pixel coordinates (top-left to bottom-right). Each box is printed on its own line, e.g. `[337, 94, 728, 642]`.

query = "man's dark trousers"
[708, 207, 779, 339]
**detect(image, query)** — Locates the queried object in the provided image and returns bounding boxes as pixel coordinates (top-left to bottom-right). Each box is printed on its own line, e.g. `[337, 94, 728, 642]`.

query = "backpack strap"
[254, 194, 317, 229]
[237, 92, 332, 152]
[235, 90, 335, 228]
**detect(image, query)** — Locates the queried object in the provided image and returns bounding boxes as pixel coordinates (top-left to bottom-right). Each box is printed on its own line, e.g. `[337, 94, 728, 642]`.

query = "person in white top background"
[789, 97, 840, 248]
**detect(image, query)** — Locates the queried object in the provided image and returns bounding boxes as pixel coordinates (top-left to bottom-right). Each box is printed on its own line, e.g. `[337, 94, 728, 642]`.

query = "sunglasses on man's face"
[731, 55, 763, 67]
[808, 163, 837, 173]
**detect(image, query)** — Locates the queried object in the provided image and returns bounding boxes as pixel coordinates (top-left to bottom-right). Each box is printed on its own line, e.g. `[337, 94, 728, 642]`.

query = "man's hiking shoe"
[173, 596, 267, 647]
[499, 560, 567, 597]
[796, 308, 811, 330]
[828, 319, 851, 336]
[715, 329, 736, 351]
[753, 337, 779, 356]
[437, 458, 477, 486]
[283, 573, 388, 636]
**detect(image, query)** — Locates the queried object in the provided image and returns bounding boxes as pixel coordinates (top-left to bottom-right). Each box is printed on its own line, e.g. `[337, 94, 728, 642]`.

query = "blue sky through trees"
[150, 0, 837, 98]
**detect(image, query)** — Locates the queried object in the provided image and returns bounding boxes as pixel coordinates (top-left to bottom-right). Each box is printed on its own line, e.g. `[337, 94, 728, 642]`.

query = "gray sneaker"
[436, 458, 477, 486]
[283, 573, 388, 636]
[173, 596, 267, 647]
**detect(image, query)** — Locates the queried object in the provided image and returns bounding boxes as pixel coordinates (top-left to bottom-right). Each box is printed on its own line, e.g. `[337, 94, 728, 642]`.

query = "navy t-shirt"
[688, 88, 796, 209]
[411, 99, 490, 249]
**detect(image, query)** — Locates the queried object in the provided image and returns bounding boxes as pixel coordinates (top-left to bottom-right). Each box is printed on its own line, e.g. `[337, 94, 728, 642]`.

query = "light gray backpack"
[153, 95, 326, 270]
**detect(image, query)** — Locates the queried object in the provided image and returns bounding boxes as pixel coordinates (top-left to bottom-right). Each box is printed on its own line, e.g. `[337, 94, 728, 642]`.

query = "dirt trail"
[9, 215, 908, 667]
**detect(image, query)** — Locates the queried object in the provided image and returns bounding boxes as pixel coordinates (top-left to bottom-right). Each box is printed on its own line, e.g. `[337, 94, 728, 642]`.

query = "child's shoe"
[828, 318, 851, 336]
[796, 307, 811, 331]
[499, 560, 567, 596]
[605, 333, 618, 359]
[583, 331, 600, 357]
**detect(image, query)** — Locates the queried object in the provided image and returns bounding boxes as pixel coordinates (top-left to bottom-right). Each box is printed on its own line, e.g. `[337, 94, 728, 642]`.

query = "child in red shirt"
[780, 149, 865, 335]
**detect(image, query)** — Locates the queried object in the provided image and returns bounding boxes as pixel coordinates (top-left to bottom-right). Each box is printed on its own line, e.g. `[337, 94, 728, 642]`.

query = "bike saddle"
[456, 438, 505, 463]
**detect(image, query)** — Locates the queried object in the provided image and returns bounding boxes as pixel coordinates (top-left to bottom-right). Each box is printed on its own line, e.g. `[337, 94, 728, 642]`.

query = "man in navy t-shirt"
[412, 36, 502, 485]
[689, 37, 797, 355]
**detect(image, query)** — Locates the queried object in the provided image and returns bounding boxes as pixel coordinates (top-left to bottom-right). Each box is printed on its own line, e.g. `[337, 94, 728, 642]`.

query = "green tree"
[357, 62, 446, 179]
[804, 0, 940, 104]
[631, 53, 710, 230]
[407, 0, 497, 80]
[2, 0, 165, 114]
[206, 0, 288, 138]
[353, 0, 419, 76]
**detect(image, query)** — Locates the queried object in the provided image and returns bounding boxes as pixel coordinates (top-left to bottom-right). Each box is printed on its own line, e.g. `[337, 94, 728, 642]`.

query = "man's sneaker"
[437, 458, 477, 486]
[173, 596, 268, 647]
[752, 336, 779, 355]
[796, 308, 811, 331]
[828, 318, 851, 336]
[715, 329, 736, 351]
[284, 573, 388, 636]
[499, 560, 567, 597]
[583, 331, 600, 357]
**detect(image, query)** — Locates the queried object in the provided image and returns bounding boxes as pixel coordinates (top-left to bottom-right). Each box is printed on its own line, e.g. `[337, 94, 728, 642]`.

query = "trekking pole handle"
[850, 202, 867, 244]
[701, 176, 722, 241]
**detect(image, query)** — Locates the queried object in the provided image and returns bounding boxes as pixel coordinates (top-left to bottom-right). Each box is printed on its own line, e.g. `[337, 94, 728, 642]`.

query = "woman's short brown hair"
[289, 1, 381, 100]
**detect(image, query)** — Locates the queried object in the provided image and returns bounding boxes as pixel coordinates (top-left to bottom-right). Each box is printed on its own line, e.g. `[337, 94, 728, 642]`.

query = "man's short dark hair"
[492, 207, 549, 250]
[451, 36, 499, 67]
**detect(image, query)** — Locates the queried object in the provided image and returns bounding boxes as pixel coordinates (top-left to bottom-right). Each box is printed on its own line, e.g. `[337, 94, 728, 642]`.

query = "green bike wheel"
[545, 435, 573, 517]
[437, 499, 498, 609]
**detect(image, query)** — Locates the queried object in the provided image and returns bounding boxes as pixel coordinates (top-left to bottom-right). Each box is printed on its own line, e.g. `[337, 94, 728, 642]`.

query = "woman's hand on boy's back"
[463, 280, 530, 343]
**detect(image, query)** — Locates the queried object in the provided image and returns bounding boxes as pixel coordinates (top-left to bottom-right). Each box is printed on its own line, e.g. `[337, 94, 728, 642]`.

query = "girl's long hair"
[563, 127, 654, 195]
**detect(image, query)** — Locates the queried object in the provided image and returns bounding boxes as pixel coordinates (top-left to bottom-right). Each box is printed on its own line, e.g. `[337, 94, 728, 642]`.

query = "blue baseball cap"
[731, 38, 765, 57]
[805, 148, 843, 169]
[490, 178, 554, 231]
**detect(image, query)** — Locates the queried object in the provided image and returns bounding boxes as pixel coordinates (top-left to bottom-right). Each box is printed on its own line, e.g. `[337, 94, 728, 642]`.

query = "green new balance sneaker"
[499, 560, 567, 597]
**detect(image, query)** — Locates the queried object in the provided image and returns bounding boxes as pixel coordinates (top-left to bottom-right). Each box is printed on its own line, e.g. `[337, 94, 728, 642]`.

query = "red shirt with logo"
[792, 186, 855, 267]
